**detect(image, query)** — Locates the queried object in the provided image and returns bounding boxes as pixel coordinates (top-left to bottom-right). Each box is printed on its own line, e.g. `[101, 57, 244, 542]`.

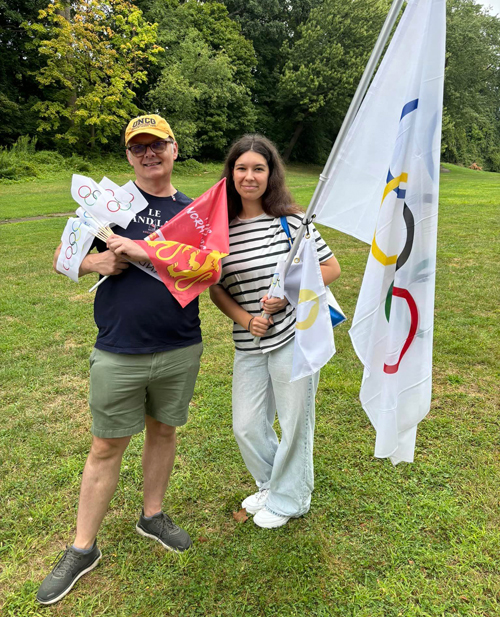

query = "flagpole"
[254, 0, 406, 344]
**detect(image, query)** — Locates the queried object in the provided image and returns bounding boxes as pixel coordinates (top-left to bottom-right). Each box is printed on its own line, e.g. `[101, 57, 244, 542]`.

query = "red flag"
[135, 179, 229, 307]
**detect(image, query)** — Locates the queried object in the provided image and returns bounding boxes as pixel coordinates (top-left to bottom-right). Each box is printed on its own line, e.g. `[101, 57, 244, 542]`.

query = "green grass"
[0, 163, 499, 616]
[0, 160, 222, 221]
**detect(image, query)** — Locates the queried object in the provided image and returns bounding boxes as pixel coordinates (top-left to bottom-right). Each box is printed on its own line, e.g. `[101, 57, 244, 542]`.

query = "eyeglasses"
[127, 140, 173, 157]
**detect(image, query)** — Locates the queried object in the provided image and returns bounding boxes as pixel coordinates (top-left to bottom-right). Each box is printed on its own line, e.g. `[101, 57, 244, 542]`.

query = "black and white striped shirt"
[219, 212, 333, 354]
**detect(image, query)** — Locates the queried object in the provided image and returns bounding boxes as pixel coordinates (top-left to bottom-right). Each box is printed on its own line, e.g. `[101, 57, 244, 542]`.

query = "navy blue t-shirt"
[92, 189, 202, 354]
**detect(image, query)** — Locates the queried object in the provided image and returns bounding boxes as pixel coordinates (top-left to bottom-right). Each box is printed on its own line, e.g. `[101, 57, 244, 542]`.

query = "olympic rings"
[79, 184, 134, 213]
[68, 232, 78, 249]
[396, 203, 415, 272]
[107, 199, 121, 213]
[371, 172, 407, 266]
[104, 188, 133, 212]
[85, 189, 101, 207]
[69, 227, 81, 242]
[383, 287, 418, 375]
[63, 220, 85, 270]
[80, 187, 101, 207]
[120, 192, 134, 211]
[377, 99, 421, 375]
[78, 185, 91, 199]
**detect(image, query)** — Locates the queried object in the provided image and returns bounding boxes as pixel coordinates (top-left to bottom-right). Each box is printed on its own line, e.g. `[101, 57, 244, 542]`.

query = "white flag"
[56, 218, 95, 282]
[120, 180, 149, 215]
[264, 259, 286, 302]
[75, 207, 112, 230]
[285, 236, 335, 382]
[71, 175, 136, 228]
[315, 0, 446, 463]
[99, 177, 148, 216]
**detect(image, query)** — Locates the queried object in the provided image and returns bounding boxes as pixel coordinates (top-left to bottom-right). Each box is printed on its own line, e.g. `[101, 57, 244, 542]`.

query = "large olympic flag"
[315, 0, 446, 463]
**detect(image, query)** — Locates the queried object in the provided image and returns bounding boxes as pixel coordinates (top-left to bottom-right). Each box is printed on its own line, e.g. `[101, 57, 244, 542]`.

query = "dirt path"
[0, 212, 74, 225]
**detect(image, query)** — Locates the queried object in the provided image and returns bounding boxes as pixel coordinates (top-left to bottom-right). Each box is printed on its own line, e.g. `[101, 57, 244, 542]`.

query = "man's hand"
[53, 242, 129, 277]
[260, 295, 288, 315]
[107, 235, 149, 263]
[77, 250, 129, 277]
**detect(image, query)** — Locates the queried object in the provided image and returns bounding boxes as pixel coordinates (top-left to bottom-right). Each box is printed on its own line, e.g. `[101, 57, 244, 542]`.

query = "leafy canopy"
[145, 0, 256, 159]
[277, 0, 390, 160]
[442, 0, 500, 170]
[24, 0, 162, 150]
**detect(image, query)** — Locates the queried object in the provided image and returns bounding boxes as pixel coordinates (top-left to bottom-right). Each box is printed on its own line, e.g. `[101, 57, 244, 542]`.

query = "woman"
[210, 135, 341, 529]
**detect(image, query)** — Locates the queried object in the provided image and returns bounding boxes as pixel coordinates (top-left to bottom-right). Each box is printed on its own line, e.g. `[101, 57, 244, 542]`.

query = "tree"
[145, 0, 257, 159]
[0, 0, 48, 145]
[24, 0, 162, 150]
[277, 0, 390, 161]
[220, 0, 320, 137]
[442, 0, 500, 170]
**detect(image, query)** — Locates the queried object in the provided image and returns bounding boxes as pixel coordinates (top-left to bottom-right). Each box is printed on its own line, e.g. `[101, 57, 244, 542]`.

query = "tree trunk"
[283, 121, 304, 163]
[55, 5, 71, 20]
[56, 4, 76, 125]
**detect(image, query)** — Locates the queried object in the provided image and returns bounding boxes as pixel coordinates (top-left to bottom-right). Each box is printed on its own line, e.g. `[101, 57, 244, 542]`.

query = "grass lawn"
[0, 163, 499, 616]
[0, 161, 324, 221]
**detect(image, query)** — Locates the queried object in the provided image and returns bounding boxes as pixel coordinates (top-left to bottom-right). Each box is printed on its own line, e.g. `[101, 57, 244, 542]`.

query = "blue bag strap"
[280, 216, 293, 250]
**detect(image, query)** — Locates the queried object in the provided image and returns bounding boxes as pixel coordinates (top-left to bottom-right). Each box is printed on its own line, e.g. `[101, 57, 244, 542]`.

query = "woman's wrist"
[247, 316, 255, 332]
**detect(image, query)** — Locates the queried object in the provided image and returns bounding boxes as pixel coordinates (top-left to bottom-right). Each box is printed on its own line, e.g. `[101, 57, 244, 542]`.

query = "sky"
[478, 0, 500, 15]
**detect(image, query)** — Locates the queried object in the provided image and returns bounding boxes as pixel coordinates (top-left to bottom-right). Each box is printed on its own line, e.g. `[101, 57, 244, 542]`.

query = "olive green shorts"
[88, 343, 203, 438]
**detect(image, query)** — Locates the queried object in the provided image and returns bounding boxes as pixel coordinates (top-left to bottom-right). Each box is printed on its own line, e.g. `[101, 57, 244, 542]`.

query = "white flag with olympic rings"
[71, 175, 136, 228]
[56, 217, 95, 282]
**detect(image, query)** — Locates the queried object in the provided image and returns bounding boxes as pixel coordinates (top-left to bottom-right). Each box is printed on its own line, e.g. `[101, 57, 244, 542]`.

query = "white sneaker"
[253, 508, 290, 529]
[241, 489, 269, 514]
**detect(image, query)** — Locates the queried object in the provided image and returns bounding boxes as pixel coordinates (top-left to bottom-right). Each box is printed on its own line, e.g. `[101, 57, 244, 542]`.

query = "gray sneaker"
[36, 544, 101, 605]
[136, 510, 192, 552]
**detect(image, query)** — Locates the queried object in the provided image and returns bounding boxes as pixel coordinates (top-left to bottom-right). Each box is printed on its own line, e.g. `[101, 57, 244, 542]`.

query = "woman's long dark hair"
[221, 134, 300, 221]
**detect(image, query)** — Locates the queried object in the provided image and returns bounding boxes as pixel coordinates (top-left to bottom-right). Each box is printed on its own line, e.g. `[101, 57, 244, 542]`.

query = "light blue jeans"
[232, 339, 320, 518]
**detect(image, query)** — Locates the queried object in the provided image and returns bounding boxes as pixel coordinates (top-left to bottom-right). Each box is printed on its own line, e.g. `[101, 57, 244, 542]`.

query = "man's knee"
[146, 416, 176, 440]
[90, 435, 130, 461]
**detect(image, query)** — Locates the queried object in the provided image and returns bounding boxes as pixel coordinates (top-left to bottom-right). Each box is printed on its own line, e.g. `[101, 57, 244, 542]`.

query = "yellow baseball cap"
[125, 114, 175, 146]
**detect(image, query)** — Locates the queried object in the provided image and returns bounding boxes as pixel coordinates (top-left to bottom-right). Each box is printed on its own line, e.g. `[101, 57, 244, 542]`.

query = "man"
[37, 114, 203, 605]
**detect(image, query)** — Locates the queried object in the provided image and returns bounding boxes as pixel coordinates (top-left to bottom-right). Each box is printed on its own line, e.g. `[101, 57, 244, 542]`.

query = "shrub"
[32, 151, 65, 166]
[175, 158, 206, 175]
[0, 150, 16, 179]
[11, 135, 38, 156]
[0, 147, 39, 180]
[66, 154, 92, 173]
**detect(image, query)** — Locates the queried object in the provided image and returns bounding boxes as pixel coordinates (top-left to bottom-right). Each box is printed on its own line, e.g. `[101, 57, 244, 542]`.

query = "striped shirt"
[218, 212, 333, 354]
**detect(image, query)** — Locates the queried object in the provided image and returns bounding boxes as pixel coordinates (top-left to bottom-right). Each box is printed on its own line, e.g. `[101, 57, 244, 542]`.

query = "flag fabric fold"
[284, 236, 335, 382]
[135, 178, 229, 308]
[315, 0, 446, 463]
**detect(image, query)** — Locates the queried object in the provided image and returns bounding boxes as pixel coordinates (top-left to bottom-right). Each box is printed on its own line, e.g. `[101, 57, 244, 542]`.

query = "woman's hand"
[249, 315, 273, 337]
[106, 235, 149, 262]
[260, 295, 288, 315]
